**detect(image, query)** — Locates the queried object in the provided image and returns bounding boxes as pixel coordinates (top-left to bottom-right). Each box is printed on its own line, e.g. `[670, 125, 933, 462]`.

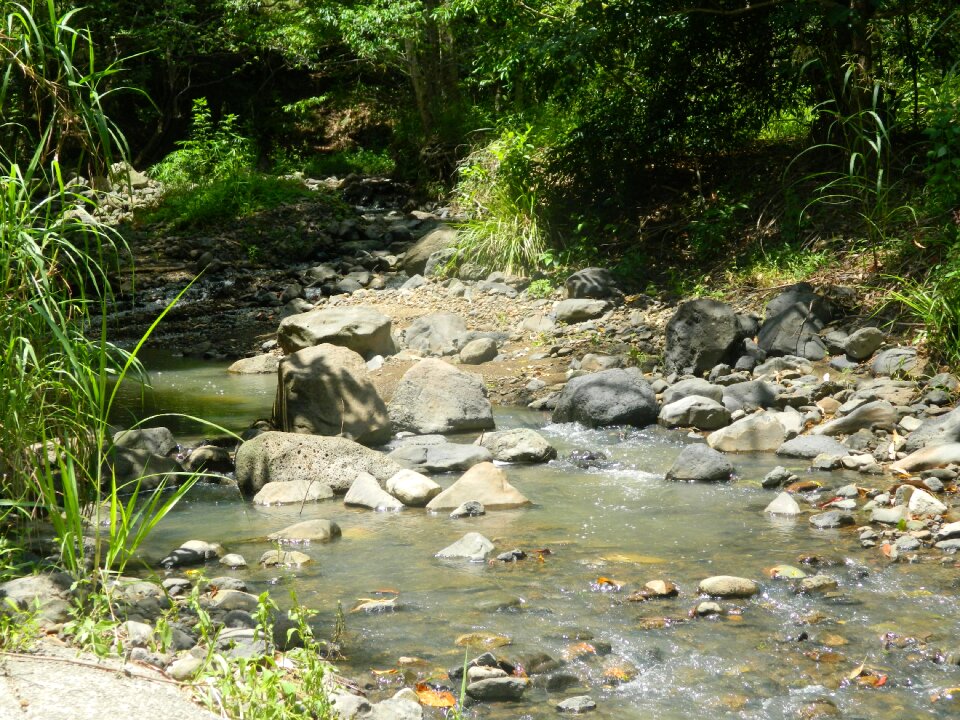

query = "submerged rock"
[436, 532, 495, 561]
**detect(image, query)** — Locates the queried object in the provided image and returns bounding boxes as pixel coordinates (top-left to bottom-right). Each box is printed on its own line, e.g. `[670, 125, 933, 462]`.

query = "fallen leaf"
[351, 596, 398, 613]
[845, 658, 866, 682]
[592, 576, 624, 591]
[786, 480, 822, 493]
[414, 683, 456, 708]
[371, 669, 398, 676]
[562, 641, 597, 660]
[880, 543, 894, 558]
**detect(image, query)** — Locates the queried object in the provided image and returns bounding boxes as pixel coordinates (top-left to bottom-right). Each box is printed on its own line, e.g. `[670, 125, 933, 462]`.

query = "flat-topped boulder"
[277, 306, 396, 357]
[235, 431, 401, 497]
[426, 462, 531, 511]
[388, 359, 494, 434]
[273, 344, 391, 445]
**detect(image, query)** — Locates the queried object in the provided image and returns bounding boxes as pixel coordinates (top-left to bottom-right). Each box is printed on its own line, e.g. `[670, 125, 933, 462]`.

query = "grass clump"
[305, 147, 396, 178]
[147, 98, 311, 229]
[453, 127, 549, 275]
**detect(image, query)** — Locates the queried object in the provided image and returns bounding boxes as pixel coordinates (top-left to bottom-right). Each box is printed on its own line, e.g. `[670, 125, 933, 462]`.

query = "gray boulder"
[267, 519, 341, 543]
[459, 337, 499, 364]
[722, 380, 779, 413]
[388, 439, 492, 473]
[658, 395, 731, 430]
[0, 572, 75, 624]
[403, 224, 457, 276]
[235, 431, 401, 497]
[436, 532, 495, 561]
[564, 267, 619, 299]
[812, 400, 896, 436]
[277, 306, 396, 357]
[757, 283, 831, 360]
[661, 378, 724, 406]
[871, 347, 920, 377]
[552, 368, 658, 428]
[385, 469, 442, 506]
[665, 444, 735, 483]
[273, 344, 391, 445]
[106, 446, 182, 490]
[403, 312, 468, 356]
[227, 353, 281, 374]
[706, 413, 787, 452]
[555, 299, 610, 323]
[388, 359, 494, 434]
[664, 299, 746, 375]
[344, 472, 405, 511]
[842, 327, 885, 360]
[776, 435, 850, 459]
[477, 428, 557, 463]
[903, 406, 960, 451]
[113, 427, 178, 456]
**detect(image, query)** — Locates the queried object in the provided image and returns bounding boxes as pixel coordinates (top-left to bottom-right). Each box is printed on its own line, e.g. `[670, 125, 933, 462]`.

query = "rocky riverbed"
[5, 177, 960, 719]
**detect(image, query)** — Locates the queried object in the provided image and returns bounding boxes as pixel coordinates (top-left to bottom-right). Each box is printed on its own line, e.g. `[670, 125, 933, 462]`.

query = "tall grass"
[453, 128, 549, 275]
[1, 2, 194, 579]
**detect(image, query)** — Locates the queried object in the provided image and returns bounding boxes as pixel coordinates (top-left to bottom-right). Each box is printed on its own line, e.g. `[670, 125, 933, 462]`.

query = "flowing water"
[125, 357, 960, 720]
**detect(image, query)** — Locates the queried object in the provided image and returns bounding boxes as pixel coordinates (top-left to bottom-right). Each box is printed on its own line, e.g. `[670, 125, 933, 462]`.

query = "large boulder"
[403, 224, 457, 276]
[564, 267, 619, 299]
[842, 327, 885, 361]
[757, 283, 831, 360]
[235, 431, 401, 497]
[426, 462, 531, 511]
[706, 413, 787, 452]
[477, 428, 557, 463]
[811, 400, 896, 436]
[665, 444, 735, 483]
[277, 306, 396, 357]
[403, 312, 468, 356]
[722, 380, 779, 413]
[658, 395, 731, 430]
[664, 299, 748, 376]
[388, 359, 494, 434]
[0, 572, 75, 624]
[272, 344, 391, 445]
[552, 368, 658, 428]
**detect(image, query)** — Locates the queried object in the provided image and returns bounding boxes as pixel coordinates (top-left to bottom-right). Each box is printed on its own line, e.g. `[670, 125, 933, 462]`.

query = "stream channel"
[119, 353, 960, 720]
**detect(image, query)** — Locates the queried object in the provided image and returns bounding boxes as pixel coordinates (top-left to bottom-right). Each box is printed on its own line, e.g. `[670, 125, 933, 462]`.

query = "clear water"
[130, 358, 960, 720]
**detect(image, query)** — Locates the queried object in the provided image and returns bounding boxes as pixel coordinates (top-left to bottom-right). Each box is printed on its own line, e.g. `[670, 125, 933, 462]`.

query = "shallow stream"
[125, 357, 960, 720]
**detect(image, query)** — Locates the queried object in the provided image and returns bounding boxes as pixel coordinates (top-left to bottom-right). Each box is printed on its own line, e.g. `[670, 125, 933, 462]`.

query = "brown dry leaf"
[414, 683, 456, 708]
[845, 658, 867, 682]
[786, 480, 822, 493]
[351, 596, 398, 613]
[371, 668, 398, 676]
[562, 641, 597, 660]
[592, 576, 624, 591]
